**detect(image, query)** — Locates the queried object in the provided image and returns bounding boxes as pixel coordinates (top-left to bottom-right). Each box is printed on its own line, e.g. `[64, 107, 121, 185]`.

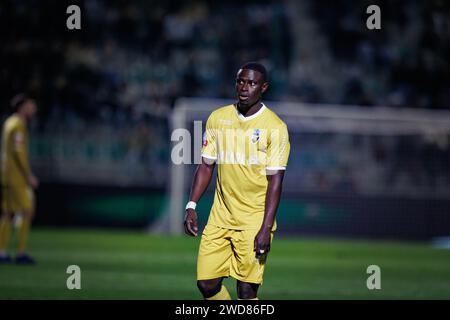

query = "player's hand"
[184, 208, 198, 237]
[254, 228, 271, 258]
[28, 174, 39, 189]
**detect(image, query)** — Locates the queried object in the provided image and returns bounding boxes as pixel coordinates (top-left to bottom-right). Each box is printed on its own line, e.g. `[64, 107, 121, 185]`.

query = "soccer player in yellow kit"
[184, 62, 290, 300]
[0, 94, 39, 264]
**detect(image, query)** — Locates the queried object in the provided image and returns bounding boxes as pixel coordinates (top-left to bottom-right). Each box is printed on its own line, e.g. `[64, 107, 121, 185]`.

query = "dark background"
[1, 0, 449, 240]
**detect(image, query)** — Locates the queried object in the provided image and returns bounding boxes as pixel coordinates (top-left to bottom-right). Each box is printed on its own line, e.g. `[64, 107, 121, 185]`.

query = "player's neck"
[237, 101, 263, 118]
[15, 112, 28, 124]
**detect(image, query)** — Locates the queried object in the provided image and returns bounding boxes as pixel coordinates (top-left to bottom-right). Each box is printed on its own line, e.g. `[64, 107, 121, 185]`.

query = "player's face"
[24, 100, 37, 118]
[235, 69, 268, 108]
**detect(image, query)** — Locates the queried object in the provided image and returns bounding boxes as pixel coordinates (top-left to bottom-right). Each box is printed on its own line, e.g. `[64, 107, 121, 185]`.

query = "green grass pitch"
[1, 228, 450, 299]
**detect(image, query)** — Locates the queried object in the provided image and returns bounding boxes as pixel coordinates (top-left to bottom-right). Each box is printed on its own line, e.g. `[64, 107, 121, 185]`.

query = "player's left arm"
[254, 170, 285, 256]
[255, 123, 290, 256]
[11, 129, 39, 189]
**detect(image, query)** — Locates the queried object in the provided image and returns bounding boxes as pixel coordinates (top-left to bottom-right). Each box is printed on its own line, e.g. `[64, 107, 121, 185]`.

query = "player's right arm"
[184, 114, 218, 237]
[184, 158, 216, 237]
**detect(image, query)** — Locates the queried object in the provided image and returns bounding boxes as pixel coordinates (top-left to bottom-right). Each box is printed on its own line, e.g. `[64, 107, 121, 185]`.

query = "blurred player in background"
[184, 62, 290, 300]
[0, 94, 39, 264]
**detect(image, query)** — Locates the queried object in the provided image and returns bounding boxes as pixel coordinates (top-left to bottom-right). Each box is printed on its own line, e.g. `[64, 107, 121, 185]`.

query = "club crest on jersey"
[251, 129, 260, 143]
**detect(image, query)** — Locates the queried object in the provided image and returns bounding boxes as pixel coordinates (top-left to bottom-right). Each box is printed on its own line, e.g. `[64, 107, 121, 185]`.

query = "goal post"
[164, 97, 450, 237]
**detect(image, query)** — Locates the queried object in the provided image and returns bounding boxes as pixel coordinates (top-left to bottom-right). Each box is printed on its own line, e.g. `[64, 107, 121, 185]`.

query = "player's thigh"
[230, 229, 274, 284]
[2, 186, 20, 213]
[3, 186, 34, 215]
[197, 224, 233, 280]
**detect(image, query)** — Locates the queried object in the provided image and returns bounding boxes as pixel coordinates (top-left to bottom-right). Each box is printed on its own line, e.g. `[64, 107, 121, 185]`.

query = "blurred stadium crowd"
[0, 0, 449, 194]
[311, 0, 449, 109]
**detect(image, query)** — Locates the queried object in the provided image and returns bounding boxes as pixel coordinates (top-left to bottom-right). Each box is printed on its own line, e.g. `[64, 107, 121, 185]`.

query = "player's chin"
[238, 98, 252, 107]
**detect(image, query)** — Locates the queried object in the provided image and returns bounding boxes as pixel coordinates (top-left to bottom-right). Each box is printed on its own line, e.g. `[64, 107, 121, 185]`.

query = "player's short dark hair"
[10, 93, 30, 112]
[240, 62, 268, 82]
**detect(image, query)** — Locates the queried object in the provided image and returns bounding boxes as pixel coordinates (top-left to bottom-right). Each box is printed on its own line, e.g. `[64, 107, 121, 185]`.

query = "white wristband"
[185, 201, 197, 210]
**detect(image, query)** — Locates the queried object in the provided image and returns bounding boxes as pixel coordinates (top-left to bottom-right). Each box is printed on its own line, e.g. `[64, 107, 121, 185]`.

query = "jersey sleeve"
[201, 114, 217, 161]
[266, 123, 290, 171]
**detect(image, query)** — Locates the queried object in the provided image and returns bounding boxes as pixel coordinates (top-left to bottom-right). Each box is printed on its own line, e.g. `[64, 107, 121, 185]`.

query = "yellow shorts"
[1, 185, 34, 213]
[197, 224, 274, 284]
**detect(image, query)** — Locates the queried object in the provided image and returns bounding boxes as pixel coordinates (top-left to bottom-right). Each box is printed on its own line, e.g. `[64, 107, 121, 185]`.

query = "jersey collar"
[235, 103, 267, 122]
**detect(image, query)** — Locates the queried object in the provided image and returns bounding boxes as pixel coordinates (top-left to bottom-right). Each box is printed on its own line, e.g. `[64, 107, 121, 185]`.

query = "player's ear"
[261, 82, 269, 94]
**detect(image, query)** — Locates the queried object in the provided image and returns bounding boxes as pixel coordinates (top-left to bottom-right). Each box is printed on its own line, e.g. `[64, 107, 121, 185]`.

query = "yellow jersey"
[202, 103, 290, 230]
[1, 114, 31, 188]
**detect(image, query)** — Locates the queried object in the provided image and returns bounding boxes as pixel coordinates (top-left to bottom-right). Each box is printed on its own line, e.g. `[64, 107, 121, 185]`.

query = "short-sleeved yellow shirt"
[202, 103, 290, 231]
[1, 114, 31, 188]
[1, 114, 34, 212]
